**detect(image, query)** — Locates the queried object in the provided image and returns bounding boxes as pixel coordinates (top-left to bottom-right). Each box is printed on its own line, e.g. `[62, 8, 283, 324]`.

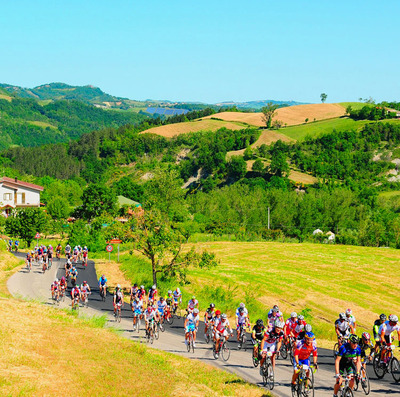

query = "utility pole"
[268, 207, 270, 230]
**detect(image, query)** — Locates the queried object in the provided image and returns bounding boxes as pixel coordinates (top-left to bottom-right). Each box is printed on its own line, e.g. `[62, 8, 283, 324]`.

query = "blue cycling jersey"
[338, 343, 361, 365]
[99, 277, 107, 286]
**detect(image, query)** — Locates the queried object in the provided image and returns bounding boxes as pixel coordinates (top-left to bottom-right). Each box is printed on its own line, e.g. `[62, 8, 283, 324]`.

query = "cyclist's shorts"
[158, 308, 164, 315]
[236, 322, 245, 330]
[134, 309, 142, 316]
[186, 324, 196, 332]
[293, 358, 310, 369]
[339, 360, 356, 375]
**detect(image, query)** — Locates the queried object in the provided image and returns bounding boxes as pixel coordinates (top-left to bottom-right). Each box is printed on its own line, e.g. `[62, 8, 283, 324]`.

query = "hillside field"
[0, 249, 265, 397]
[112, 241, 400, 345]
[141, 118, 248, 137]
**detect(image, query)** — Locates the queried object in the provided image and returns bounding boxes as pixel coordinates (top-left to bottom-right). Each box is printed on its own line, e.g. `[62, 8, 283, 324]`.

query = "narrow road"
[8, 254, 400, 396]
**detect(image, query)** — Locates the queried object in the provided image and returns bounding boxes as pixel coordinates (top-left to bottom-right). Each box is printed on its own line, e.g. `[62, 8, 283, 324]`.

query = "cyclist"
[70, 266, 78, 286]
[165, 290, 174, 307]
[267, 305, 284, 330]
[82, 246, 88, 266]
[204, 303, 216, 338]
[72, 246, 79, 263]
[98, 274, 107, 298]
[47, 246, 53, 268]
[130, 283, 139, 304]
[172, 288, 182, 313]
[214, 313, 233, 358]
[291, 332, 318, 393]
[80, 281, 91, 304]
[51, 278, 60, 301]
[187, 295, 199, 314]
[137, 285, 146, 302]
[65, 244, 71, 259]
[378, 314, 400, 364]
[26, 251, 32, 271]
[59, 276, 67, 297]
[260, 320, 284, 372]
[157, 296, 167, 324]
[345, 308, 356, 333]
[71, 284, 81, 308]
[359, 332, 374, 370]
[333, 334, 361, 397]
[251, 319, 266, 364]
[113, 285, 124, 317]
[56, 243, 62, 259]
[373, 313, 387, 353]
[65, 259, 72, 278]
[144, 304, 159, 336]
[298, 323, 313, 341]
[284, 312, 298, 340]
[185, 308, 200, 347]
[212, 309, 222, 342]
[14, 239, 19, 252]
[236, 302, 248, 317]
[148, 284, 158, 305]
[132, 297, 143, 330]
[335, 312, 351, 347]
[236, 306, 250, 348]
[8, 239, 13, 251]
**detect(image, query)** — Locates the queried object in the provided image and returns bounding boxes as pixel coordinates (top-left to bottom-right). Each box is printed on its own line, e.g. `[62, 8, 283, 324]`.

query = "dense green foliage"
[348, 105, 396, 121]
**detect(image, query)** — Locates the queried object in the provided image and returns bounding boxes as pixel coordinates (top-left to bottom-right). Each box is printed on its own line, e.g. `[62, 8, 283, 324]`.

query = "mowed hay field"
[141, 119, 246, 137]
[203, 103, 347, 128]
[0, 250, 266, 397]
[184, 242, 400, 342]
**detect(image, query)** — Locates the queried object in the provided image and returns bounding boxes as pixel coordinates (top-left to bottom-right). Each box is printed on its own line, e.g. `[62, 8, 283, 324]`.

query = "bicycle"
[353, 363, 370, 395]
[81, 292, 90, 308]
[261, 349, 274, 390]
[146, 320, 157, 344]
[133, 312, 141, 333]
[42, 261, 47, 274]
[204, 321, 213, 344]
[293, 363, 315, 397]
[115, 303, 122, 323]
[26, 260, 31, 273]
[156, 317, 164, 333]
[337, 374, 354, 397]
[237, 323, 249, 350]
[72, 296, 79, 311]
[213, 336, 231, 361]
[187, 329, 195, 353]
[163, 306, 174, 325]
[252, 339, 262, 367]
[99, 286, 107, 302]
[373, 344, 400, 382]
[59, 287, 66, 302]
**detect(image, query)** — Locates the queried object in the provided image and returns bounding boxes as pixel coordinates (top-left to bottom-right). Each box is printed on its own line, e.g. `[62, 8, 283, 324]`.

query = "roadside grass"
[278, 117, 367, 141]
[0, 248, 267, 396]
[108, 242, 400, 347]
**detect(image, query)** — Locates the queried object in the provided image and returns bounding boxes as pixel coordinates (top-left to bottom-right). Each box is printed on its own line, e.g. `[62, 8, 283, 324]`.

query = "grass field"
[277, 117, 367, 141]
[378, 190, 400, 211]
[111, 241, 400, 346]
[27, 120, 58, 129]
[141, 118, 247, 137]
[0, 93, 12, 101]
[0, 248, 266, 397]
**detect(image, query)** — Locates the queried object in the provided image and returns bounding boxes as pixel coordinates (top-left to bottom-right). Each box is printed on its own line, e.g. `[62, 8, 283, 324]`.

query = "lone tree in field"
[131, 209, 218, 285]
[320, 93, 327, 103]
[261, 102, 279, 129]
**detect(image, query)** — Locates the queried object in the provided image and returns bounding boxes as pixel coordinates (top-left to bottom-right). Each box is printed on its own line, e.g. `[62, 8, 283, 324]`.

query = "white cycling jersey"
[346, 314, 356, 328]
[80, 285, 90, 294]
[157, 300, 167, 311]
[379, 321, 400, 336]
[335, 319, 351, 333]
[237, 313, 247, 324]
[132, 300, 143, 312]
[145, 309, 156, 321]
[236, 307, 249, 317]
[215, 318, 230, 333]
[188, 299, 198, 310]
[186, 313, 199, 325]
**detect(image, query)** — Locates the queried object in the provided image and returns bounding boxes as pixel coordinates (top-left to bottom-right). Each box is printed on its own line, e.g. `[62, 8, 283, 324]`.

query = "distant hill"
[215, 99, 306, 110]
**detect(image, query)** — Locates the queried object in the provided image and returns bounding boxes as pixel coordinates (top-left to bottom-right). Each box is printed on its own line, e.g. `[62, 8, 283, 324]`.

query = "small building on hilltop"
[0, 177, 44, 216]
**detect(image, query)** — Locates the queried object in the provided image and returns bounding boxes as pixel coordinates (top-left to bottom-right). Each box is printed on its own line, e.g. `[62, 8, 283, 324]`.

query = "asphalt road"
[7, 253, 400, 396]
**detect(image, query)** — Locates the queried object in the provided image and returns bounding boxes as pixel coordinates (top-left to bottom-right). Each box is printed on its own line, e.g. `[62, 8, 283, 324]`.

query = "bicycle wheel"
[299, 376, 313, 397]
[360, 366, 371, 394]
[280, 343, 288, 359]
[137, 317, 141, 333]
[391, 356, 400, 383]
[205, 329, 210, 344]
[263, 361, 274, 390]
[154, 326, 159, 340]
[289, 348, 294, 365]
[221, 341, 230, 361]
[166, 314, 174, 326]
[343, 386, 353, 397]
[213, 345, 219, 359]
[252, 350, 259, 367]
[159, 322, 165, 332]
[241, 331, 247, 351]
[373, 354, 386, 379]
[333, 343, 339, 357]
[187, 335, 191, 352]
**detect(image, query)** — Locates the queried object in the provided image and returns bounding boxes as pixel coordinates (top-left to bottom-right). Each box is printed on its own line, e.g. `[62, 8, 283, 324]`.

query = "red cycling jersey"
[294, 340, 318, 360]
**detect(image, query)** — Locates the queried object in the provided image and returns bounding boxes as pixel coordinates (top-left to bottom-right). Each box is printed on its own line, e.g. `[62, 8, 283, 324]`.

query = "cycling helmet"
[83, 281, 87, 285]
[298, 324, 305, 331]
[256, 319, 264, 327]
[275, 320, 284, 329]
[349, 334, 359, 344]
[101, 274, 105, 278]
[192, 295, 196, 300]
[141, 285, 144, 289]
[117, 284, 121, 289]
[345, 308, 352, 315]
[305, 324, 312, 332]
[239, 302, 245, 309]
[84, 246, 87, 249]
[273, 304, 279, 311]
[168, 290, 172, 294]
[221, 313, 227, 320]
[291, 312, 297, 318]
[193, 308, 199, 314]
[160, 297, 164, 301]
[55, 278, 58, 282]
[339, 312, 346, 320]
[176, 288, 181, 293]
[298, 315, 305, 321]
[152, 284, 156, 289]
[61, 276, 65, 282]
[362, 332, 371, 341]
[215, 310, 221, 315]
[134, 283, 138, 287]
[379, 313, 387, 321]
[389, 314, 398, 323]
[239, 308, 244, 314]
[210, 303, 215, 308]
[305, 332, 314, 339]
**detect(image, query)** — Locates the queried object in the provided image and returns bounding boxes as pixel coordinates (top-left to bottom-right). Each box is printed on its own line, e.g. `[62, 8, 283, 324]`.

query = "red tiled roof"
[1, 177, 44, 191]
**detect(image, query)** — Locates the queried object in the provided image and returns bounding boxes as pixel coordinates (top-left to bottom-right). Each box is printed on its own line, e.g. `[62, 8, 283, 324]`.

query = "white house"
[0, 177, 44, 216]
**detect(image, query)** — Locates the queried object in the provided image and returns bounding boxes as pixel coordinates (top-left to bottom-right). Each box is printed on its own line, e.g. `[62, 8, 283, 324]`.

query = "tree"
[81, 184, 117, 220]
[320, 93, 327, 103]
[47, 196, 70, 219]
[252, 158, 264, 173]
[227, 156, 247, 179]
[131, 210, 218, 285]
[261, 102, 279, 129]
[269, 151, 290, 178]
[5, 208, 49, 247]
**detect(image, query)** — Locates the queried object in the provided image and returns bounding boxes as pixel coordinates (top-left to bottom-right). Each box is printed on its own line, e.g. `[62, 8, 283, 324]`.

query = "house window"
[3, 193, 12, 201]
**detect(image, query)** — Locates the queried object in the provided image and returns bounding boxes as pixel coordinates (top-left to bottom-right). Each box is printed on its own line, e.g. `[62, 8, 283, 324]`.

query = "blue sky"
[0, 0, 398, 103]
